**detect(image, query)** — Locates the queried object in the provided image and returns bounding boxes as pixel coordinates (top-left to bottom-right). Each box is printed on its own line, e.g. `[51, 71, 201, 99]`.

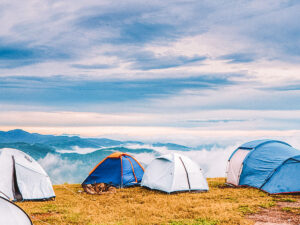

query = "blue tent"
[226, 140, 300, 194]
[82, 152, 144, 188]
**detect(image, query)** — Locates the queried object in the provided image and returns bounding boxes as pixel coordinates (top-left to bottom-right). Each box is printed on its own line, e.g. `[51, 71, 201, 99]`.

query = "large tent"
[226, 140, 300, 194]
[82, 152, 144, 187]
[0, 148, 55, 201]
[141, 153, 209, 193]
[0, 196, 32, 225]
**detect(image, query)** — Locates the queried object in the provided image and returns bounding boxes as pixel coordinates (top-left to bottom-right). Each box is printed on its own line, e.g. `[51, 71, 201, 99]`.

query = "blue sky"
[1, 0, 300, 144]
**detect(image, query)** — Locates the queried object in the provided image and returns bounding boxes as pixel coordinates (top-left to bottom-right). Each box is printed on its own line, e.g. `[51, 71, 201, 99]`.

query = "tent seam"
[179, 156, 191, 191]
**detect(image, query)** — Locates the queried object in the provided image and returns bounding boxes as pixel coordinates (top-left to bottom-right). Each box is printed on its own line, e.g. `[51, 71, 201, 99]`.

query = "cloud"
[0, 0, 300, 138]
[149, 85, 300, 111]
[37, 144, 235, 183]
[263, 83, 300, 91]
[17, 133, 300, 184]
[0, 0, 299, 84]
[0, 41, 70, 68]
[34, 141, 237, 184]
[71, 63, 116, 69]
[38, 153, 85, 184]
[130, 145, 236, 178]
[239, 1, 300, 58]
[219, 53, 256, 63]
[187, 119, 247, 124]
[74, 1, 211, 45]
[118, 22, 175, 44]
[0, 108, 298, 125]
[179, 147, 235, 177]
[0, 75, 234, 105]
[56, 146, 100, 154]
[126, 51, 207, 70]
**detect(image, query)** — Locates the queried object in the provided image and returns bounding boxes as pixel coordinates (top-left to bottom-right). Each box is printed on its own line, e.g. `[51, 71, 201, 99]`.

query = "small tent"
[0, 148, 55, 201]
[226, 140, 300, 194]
[141, 153, 209, 193]
[82, 152, 144, 187]
[0, 196, 32, 225]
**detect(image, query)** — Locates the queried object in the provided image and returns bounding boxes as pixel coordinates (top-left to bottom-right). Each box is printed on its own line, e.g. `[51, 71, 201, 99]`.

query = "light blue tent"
[226, 140, 300, 194]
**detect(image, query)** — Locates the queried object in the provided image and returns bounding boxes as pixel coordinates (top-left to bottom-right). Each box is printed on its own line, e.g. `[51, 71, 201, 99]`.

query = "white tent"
[0, 196, 32, 225]
[141, 153, 209, 193]
[0, 148, 55, 201]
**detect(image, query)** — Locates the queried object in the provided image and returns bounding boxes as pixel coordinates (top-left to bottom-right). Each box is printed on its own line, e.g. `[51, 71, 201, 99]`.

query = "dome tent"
[226, 140, 300, 194]
[82, 152, 144, 187]
[0, 148, 55, 201]
[141, 153, 208, 193]
[0, 196, 32, 225]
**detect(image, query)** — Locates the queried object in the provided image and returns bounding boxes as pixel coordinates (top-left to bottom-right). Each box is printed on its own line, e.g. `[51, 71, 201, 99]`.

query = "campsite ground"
[17, 178, 299, 225]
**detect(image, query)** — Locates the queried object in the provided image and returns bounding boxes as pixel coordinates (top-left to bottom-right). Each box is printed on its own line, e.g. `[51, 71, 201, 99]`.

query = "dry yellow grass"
[16, 178, 292, 225]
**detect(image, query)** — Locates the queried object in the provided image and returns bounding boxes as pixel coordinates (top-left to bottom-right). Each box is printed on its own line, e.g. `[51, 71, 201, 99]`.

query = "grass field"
[17, 178, 299, 225]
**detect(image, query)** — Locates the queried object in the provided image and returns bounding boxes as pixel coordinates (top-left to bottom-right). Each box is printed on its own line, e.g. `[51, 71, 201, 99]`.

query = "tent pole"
[179, 157, 191, 192]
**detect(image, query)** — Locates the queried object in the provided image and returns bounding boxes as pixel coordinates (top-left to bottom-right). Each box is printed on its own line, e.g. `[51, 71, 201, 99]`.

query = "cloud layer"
[0, 0, 300, 141]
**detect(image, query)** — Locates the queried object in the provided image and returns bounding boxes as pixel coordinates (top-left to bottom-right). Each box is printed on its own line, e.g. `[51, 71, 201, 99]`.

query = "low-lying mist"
[38, 143, 239, 184]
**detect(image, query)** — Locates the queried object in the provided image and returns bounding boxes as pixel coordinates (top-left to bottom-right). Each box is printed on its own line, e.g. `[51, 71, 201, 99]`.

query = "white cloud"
[1, 0, 300, 147]
[130, 143, 239, 177]
[38, 153, 84, 184]
[56, 146, 100, 154]
[1, 109, 300, 129]
[0, 0, 299, 84]
[37, 144, 235, 183]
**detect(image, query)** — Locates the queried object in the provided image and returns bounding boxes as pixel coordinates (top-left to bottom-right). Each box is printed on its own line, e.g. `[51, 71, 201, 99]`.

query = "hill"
[0, 129, 198, 184]
[17, 178, 300, 225]
[0, 129, 190, 150]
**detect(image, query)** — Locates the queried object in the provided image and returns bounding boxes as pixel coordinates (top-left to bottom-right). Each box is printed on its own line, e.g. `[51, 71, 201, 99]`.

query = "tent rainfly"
[0, 196, 32, 225]
[0, 148, 55, 201]
[141, 153, 209, 193]
[226, 139, 300, 194]
[82, 152, 144, 187]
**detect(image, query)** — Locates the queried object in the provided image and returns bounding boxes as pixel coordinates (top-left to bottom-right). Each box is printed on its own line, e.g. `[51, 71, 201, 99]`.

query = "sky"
[1, 0, 300, 145]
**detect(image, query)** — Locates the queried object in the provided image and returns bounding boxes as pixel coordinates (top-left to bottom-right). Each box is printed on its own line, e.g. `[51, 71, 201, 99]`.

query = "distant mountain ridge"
[0, 129, 192, 183]
[0, 129, 222, 184]
[0, 129, 123, 148]
[0, 129, 190, 150]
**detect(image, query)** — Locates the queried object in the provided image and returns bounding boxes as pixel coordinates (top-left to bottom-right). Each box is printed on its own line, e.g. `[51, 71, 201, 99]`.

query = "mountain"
[0, 129, 46, 143]
[0, 129, 123, 148]
[0, 129, 193, 184]
[0, 142, 55, 158]
[0, 129, 190, 150]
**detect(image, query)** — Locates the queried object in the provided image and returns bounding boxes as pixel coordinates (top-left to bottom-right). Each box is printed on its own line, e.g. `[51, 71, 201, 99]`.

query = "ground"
[247, 197, 300, 225]
[17, 178, 299, 225]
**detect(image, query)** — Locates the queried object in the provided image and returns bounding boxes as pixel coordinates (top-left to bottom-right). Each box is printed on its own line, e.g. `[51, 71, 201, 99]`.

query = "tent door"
[126, 158, 138, 183]
[12, 157, 23, 201]
[227, 149, 249, 186]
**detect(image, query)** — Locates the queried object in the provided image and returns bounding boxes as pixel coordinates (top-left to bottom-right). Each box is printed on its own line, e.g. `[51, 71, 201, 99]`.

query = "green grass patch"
[168, 218, 219, 225]
[238, 205, 255, 215]
[259, 201, 275, 208]
[41, 204, 58, 213]
[276, 198, 297, 202]
[281, 207, 300, 214]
